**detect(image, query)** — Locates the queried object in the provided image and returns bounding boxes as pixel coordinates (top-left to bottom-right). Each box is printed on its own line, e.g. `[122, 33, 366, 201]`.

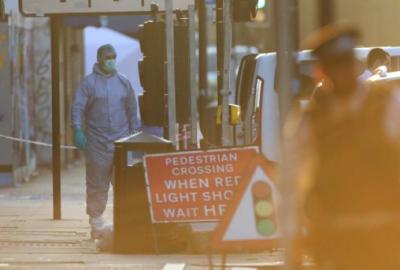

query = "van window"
[236, 54, 257, 120]
[275, 60, 318, 98]
[255, 76, 264, 111]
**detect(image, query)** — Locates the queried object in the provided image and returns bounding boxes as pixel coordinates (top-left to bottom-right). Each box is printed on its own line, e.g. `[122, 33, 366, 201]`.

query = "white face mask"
[103, 59, 116, 72]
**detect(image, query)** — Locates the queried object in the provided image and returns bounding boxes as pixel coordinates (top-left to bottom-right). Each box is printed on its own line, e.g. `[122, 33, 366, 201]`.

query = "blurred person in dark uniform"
[291, 25, 400, 270]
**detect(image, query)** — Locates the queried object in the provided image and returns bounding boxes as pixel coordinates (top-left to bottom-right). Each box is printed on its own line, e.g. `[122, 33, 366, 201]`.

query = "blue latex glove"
[74, 128, 86, 150]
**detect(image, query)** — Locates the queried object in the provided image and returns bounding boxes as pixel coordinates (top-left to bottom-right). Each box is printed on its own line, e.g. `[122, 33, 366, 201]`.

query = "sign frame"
[19, 0, 195, 17]
[143, 146, 259, 224]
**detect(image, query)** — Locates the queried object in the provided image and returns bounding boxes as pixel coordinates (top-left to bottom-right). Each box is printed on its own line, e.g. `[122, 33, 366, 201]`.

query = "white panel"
[20, 0, 194, 16]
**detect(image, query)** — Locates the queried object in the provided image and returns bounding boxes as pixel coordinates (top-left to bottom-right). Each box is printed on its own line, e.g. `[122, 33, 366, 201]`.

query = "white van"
[233, 47, 400, 162]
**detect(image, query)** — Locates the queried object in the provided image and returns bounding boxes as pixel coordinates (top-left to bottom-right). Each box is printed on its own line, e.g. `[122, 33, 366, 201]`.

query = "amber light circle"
[255, 200, 274, 217]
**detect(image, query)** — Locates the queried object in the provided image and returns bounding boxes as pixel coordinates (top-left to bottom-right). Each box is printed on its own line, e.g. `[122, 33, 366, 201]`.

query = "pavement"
[0, 163, 287, 270]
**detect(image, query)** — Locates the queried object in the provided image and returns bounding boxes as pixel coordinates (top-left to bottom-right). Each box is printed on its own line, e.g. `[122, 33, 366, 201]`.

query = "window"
[252, 76, 264, 144]
[255, 76, 264, 111]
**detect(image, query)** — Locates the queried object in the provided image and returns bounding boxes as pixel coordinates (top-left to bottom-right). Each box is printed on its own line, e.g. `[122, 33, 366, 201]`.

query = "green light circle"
[255, 200, 274, 217]
[257, 219, 276, 236]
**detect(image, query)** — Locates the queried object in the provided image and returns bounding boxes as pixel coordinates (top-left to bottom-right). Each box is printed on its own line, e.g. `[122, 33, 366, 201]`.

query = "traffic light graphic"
[251, 180, 276, 236]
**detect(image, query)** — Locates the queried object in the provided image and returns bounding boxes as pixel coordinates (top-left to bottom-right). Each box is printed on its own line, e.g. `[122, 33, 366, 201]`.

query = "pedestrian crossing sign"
[211, 154, 280, 250]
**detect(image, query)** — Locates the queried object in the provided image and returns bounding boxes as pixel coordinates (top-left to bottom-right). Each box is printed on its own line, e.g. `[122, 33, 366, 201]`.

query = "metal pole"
[221, 0, 232, 146]
[319, 0, 334, 26]
[216, 0, 223, 145]
[165, 0, 177, 146]
[275, 1, 296, 156]
[216, 0, 224, 100]
[275, 0, 297, 269]
[197, 0, 209, 143]
[113, 144, 124, 252]
[188, 5, 198, 148]
[292, 0, 300, 49]
[50, 16, 61, 220]
[197, 0, 208, 97]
